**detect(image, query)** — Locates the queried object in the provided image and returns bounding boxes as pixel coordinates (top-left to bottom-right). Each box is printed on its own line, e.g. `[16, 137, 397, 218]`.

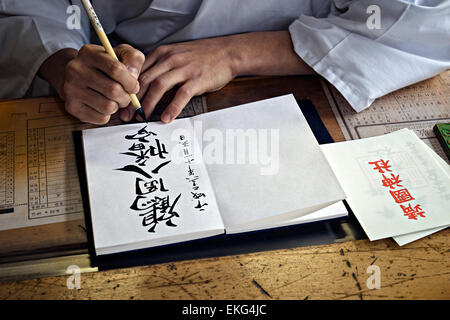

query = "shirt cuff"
[289, 18, 372, 112]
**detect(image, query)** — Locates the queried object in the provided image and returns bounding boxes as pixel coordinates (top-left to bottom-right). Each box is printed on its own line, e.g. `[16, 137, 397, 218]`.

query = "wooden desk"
[0, 75, 448, 300]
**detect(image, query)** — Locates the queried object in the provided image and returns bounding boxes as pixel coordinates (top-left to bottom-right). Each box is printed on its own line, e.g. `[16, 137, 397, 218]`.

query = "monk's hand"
[129, 37, 237, 123]
[61, 44, 145, 124]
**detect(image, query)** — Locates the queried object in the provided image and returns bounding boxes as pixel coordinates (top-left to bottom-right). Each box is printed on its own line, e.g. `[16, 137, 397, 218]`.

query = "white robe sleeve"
[0, 0, 90, 99]
[288, 0, 450, 112]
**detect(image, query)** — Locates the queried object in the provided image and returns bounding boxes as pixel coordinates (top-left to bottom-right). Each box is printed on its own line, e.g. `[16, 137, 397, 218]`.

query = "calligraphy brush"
[81, 0, 147, 122]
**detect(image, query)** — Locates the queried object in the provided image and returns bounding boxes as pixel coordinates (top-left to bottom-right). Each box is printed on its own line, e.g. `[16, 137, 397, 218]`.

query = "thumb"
[114, 44, 145, 79]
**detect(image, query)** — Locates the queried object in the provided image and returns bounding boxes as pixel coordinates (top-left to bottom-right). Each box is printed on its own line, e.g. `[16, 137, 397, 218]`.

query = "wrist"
[39, 48, 78, 99]
[224, 33, 257, 78]
[225, 31, 314, 77]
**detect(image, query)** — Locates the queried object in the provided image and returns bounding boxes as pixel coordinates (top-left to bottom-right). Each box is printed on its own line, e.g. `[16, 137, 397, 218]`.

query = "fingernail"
[161, 113, 171, 123]
[128, 66, 139, 78]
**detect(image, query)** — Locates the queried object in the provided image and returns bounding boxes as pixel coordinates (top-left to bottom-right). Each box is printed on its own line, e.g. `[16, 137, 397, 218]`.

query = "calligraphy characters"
[369, 159, 426, 220]
[179, 135, 209, 212]
[116, 125, 181, 233]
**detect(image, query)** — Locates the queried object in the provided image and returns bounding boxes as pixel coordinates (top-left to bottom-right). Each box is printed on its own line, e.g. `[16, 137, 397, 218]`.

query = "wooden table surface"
[0, 75, 448, 300]
[1, 229, 448, 300]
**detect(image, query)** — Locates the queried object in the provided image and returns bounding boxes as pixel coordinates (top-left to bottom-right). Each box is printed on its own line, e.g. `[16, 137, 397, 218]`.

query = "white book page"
[82, 120, 224, 255]
[393, 137, 449, 245]
[230, 201, 348, 233]
[189, 95, 345, 232]
[321, 129, 450, 241]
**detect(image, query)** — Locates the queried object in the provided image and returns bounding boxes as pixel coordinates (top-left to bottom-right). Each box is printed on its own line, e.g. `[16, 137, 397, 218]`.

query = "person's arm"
[0, 1, 89, 99]
[134, 0, 450, 123]
[226, 31, 314, 77]
[0, 1, 146, 125]
[129, 31, 314, 123]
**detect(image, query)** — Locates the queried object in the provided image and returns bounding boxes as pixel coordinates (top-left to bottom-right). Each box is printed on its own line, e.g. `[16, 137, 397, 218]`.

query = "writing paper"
[83, 119, 224, 255]
[195, 95, 345, 232]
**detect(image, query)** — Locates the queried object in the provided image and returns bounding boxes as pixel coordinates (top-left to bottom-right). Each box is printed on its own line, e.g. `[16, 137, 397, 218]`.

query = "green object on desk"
[433, 123, 450, 161]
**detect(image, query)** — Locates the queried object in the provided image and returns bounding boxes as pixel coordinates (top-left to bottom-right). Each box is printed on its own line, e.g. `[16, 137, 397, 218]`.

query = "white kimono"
[0, 0, 448, 112]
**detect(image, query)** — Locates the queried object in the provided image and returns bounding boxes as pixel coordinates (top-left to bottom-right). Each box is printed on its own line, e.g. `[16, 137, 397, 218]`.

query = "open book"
[81, 95, 346, 255]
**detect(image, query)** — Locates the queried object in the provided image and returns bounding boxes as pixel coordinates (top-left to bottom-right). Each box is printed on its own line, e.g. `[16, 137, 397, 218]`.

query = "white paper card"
[321, 129, 450, 241]
[393, 137, 449, 245]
